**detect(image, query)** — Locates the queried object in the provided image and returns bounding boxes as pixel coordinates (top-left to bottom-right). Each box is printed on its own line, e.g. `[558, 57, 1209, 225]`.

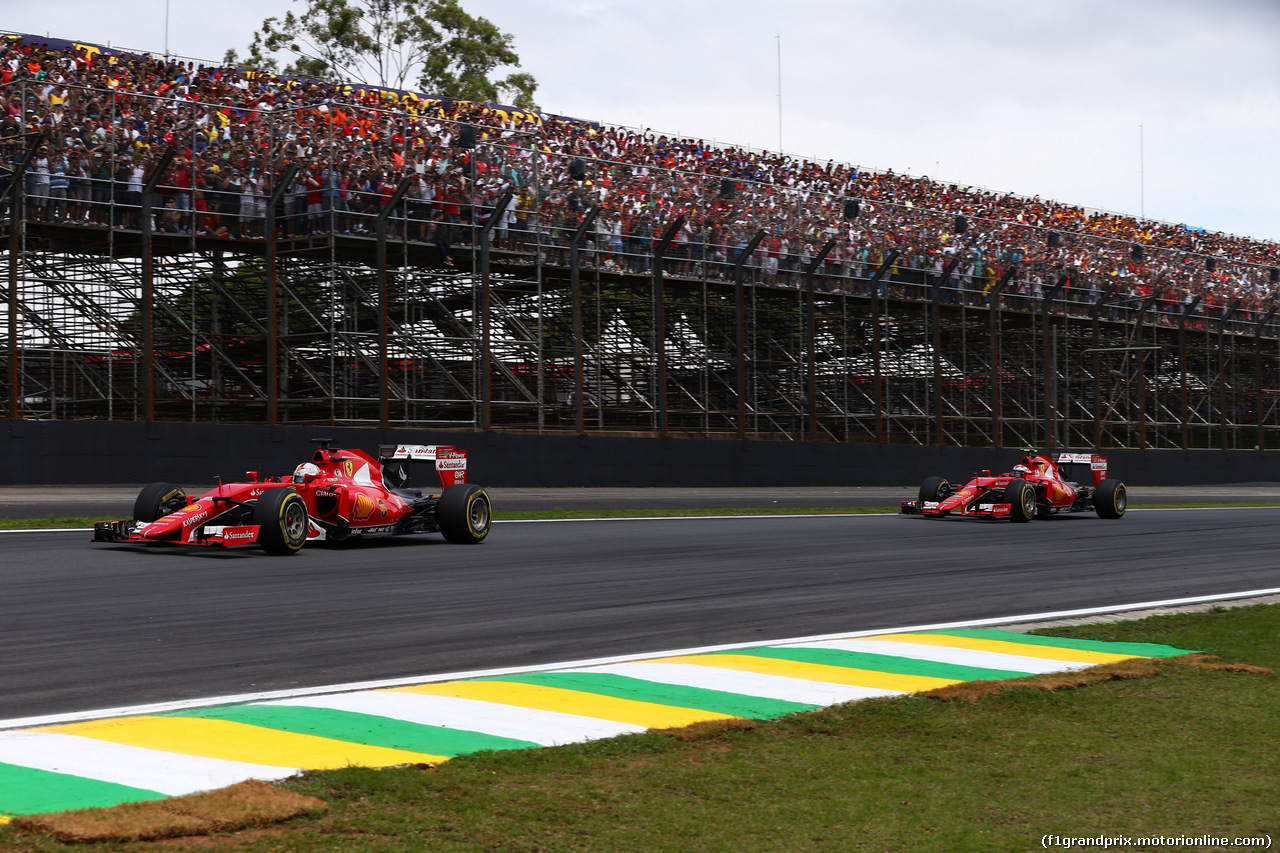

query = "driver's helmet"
[293, 462, 321, 483]
[1012, 464, 1030, 477]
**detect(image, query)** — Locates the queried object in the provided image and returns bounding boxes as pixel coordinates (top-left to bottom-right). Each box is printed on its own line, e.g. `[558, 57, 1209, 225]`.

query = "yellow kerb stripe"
[858, 633, 1137, 664]
[34, 716, 447, 769]
[653, 654, 958, 693]
[391, 681, 732, 729]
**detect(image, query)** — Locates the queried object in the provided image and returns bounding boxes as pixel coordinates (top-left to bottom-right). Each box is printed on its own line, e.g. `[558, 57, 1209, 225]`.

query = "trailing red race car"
[92, 439, 492, 555]
[900, 451, 1126, 522]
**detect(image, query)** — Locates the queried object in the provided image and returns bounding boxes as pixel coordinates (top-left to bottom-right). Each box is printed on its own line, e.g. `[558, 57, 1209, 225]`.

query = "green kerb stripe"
[0, 761, 167, 816]
[918, 628, 1196, 658]
[473, 672, 818, 719]
[164, 705, 539, 756]
[709, 646, 1034, 681]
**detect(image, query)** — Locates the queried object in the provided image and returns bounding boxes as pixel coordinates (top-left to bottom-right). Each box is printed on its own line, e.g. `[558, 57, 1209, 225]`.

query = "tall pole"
[7, 134, 40, 421]
[569, 206, 599, 434]
[804, 239, 835, 442]
[265, 163, 298, 426]
[731, 231, 766, 439]
[1139, 124, 1145, 220]
[1256, 306, 1277, 451]
[652, 217, 684, 437]
[140, 146, 176, 423]
[375, 175, 416, 428]
[776, 34, 783, 153]
[866, 250, 898, 444]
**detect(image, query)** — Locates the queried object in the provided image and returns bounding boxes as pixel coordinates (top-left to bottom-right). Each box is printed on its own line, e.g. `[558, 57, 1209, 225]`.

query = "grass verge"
[0, 517, 115, 530]
[2, 604, 1276, 852]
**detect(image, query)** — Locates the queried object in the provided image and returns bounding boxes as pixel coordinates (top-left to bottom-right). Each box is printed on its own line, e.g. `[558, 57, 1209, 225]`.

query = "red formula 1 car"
[900, 451, 1127, 522]
[93, 439, 492, 555]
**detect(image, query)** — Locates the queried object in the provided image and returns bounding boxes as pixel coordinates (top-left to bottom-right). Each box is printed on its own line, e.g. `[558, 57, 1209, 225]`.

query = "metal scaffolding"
[4, 82, 1280, 449]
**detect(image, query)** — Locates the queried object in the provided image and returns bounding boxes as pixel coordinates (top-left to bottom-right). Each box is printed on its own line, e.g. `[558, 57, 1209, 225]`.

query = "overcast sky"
[7, 0, 1278, 242]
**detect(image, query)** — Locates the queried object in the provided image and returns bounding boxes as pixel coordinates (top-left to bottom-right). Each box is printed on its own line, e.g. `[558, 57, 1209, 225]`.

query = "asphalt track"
[3, 485, 1280, 520]
[4, 506, 1279, 722]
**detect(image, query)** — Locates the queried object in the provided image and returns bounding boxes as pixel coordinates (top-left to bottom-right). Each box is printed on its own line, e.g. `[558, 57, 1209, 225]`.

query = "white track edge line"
[4, 585, 1278, 731]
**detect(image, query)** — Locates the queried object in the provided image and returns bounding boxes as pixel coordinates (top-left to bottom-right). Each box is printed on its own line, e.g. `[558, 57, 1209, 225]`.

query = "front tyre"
[1004, 479, 1036, 523]
[253, 488, 309, 555]
[134, 482, 188, 523]
[919, 476, 951, 504]
[438, 484, 492, 544]
[1093, 479, 1127, 519]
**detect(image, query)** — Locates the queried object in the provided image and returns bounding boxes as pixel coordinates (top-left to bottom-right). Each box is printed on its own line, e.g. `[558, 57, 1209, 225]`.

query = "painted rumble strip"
[0, 629, 1194, 821]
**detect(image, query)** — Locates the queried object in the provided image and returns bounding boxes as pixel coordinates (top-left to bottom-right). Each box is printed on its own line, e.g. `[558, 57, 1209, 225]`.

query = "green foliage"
[241, 0, 538, 109]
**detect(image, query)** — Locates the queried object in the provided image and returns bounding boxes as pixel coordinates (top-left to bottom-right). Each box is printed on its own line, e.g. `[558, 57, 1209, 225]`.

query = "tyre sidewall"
[134, 482, 188, 523]
[254, 488, 308, 554]
[1094, 479, 1126, 519]
[1004, 480, 1035, 522]
[919, 476, 949, 504]
[438, 484, 491, 544]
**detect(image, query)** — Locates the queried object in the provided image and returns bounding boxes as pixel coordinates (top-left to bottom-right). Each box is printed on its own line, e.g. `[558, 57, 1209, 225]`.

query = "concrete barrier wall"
[3, 419, 1280, 487]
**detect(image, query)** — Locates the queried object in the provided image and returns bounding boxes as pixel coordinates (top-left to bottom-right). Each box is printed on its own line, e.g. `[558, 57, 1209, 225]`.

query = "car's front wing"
[92, 520, 264, 548]
[900, 499, 1013, 519]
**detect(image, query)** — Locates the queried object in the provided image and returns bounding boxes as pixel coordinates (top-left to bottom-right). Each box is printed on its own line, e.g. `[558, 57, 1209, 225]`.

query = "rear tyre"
[1004, 479, 1036, 523]
[254, 488, 309, 555]
[918, 476, 951, 504]
[438, 484, 491, 544]
[133, 483, 188, 523]
[1093, 479, 1127, 519]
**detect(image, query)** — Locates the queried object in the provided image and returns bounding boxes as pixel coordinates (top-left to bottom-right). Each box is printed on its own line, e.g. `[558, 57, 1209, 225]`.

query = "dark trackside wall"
[3, 419, 1280, 487]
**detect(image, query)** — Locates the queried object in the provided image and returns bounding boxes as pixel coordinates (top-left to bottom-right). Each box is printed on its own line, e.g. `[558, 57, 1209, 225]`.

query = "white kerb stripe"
[259, 692, 645, 746]
[782, 639, 1097, 674]
[0, 731, 297, 796]
[568, 662, 903, 705]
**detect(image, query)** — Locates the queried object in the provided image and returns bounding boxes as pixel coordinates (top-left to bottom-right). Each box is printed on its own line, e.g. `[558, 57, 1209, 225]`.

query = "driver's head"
[1013, 464, 1030, 477]
[293, 462, 321, 483]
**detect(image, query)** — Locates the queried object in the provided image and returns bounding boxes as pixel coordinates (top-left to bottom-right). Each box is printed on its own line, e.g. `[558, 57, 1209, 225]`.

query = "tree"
[237, 0, 538, 109]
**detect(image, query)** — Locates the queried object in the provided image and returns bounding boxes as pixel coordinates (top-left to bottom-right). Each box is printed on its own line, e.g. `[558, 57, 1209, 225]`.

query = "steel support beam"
[731, 230, 766, 439]
[804, 240, 835, 441]
[568, 205, 600, 434]
[265, 163, 298, 425]
[652, 217, 684, 436]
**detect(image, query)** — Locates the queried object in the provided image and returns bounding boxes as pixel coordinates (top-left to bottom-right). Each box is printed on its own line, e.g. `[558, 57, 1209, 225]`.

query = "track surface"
[4, 507, 1279, 721]
[3, 485, 1280, 519]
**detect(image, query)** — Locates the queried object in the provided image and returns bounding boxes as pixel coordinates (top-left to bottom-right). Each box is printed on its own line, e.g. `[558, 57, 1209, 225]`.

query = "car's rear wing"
[378, 444, 467, 488]
[1052, 452, 1108, 486]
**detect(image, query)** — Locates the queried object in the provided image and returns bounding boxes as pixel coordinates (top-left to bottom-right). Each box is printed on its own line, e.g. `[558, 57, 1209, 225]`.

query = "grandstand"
[3, 30, 1280, 450]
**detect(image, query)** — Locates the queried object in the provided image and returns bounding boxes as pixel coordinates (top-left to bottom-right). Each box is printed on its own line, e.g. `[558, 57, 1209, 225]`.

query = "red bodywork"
[902, 452, 1110, 520]
[93, 443, 471, 550]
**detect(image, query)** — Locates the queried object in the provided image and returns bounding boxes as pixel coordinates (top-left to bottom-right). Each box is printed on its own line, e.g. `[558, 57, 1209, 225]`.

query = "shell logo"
[353, 494, 391, 521]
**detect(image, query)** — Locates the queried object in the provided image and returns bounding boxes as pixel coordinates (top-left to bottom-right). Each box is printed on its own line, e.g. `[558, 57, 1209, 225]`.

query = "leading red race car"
[900, 451, 1126, 522]
[93, 439, 492, 555]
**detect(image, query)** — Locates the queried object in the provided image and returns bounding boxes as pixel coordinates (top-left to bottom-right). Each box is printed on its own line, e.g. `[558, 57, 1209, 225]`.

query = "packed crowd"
[3, 33, 1278, 326]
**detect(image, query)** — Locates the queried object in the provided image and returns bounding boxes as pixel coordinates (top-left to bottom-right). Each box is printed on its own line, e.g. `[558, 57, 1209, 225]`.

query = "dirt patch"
[655, 717, 758, 742]
[921, 657, 1161, 703]
[921, 653, 1272, 704]
[10, 780, 326, 844]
